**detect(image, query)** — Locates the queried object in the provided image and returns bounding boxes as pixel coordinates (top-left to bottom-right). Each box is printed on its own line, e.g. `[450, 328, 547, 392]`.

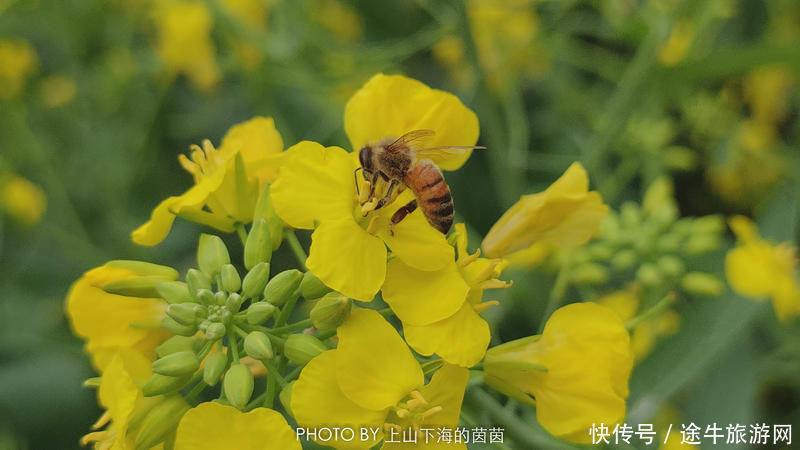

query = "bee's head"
[358, 146, 373, 179]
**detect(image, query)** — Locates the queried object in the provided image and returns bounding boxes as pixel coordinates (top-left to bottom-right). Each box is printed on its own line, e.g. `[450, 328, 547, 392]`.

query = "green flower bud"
[196, 289, 215, 305]
[691, 215, 724, 235]
[187, 269, 212, 296]
[104, 260, 179, 280]
[569, 263, 609, 285]
[241, 262, 271, 299]
[684, 234, 720, 254]
[310, 293, 352, 332]
[279, 381, 294, 418]
[610, 249, 637, 270]
[657, 255, 685, 278]
[219, 264, 241, 293]
[203, 350, 229, 386]
[161, 316, 196, 337]
[244, 331, 274, 360]
[300, 271, 332, 300]
[264, 269, 303, 306]
[198, 234, 231, 278]
[152, 351, 199, 377]
[662, 145, 697, 171]
[141, 373, 190, 397]
[655, 233, 682, 253]
[225, 293, 243, 312]
[223, 364, 254, 410]
[166, 303, 199, 326]
[205, 322, 227, 340]
[156, 336, 198, 358]
[156, 281, 193, 304]
[244, 219, 273, 270]
[246, 302, 277, 325]
[620, 202, 641, 228]
[253, 184, 284, 251]
[681, 272, 724, 297]
[134, 395, 190, 449]
[588, 243, 614, 261]
[101, 275, 175, 298]
[284, 334, 327, 366]
[636, 263, 662, 287]
[214, 291, 228, 305]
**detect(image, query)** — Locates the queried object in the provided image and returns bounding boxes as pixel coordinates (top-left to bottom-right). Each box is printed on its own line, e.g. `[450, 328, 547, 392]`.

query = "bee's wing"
[385, 129, 436, 153]
[413, 145, 486, 162]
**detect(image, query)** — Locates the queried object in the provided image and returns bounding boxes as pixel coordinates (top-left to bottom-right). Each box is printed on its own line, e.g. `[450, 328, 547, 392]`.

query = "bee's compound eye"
[359, 147, 372, 170]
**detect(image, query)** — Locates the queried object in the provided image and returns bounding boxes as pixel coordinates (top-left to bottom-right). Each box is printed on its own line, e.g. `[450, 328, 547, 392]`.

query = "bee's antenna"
[353, 167, 363, 196]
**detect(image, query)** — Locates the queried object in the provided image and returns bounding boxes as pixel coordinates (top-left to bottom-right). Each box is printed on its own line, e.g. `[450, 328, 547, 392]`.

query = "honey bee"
[357, 129, 484, 234]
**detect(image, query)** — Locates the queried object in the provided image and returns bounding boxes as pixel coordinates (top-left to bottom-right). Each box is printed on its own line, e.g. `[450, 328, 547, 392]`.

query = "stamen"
[473, 300, 500, 313]
[480, 279, 512, 290]
[409, 390, 428, 406]
[365, 215, 380, 234]
[178, 154, 200, 176]
[458, 249, 481, 267]
[395, 408, 410, 419]
[475, 260, 501, 282]
[383, 423, 402, 432]
[91, 411, 112, 430]
[422, 406, 443, 419]
[406, 399, 423, 410]
[361, 200, 377, 215]
[80, 431, 108, 446]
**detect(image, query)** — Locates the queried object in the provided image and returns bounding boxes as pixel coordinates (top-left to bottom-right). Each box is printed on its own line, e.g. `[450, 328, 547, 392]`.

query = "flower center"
[383, 390, 443, 436]
[178, 139, 226, 182]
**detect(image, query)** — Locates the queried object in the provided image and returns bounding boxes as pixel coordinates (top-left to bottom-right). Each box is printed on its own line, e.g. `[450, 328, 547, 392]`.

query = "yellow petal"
[66, 267, 169, 372]
[270, 141, 356, 229]
[596, 288, 640, 322]
[344, 74, 479, 171]
[131, 160, 230, 246]
[772, 274, 800, 322]
[404, 302, 490, 368]
[306, 218, 386, 301]
[728, 215, 761, 245]
[382, 258, 468, 326]
[292, 350, 385, 449]
[482, 162, 608, 258]
[418, 364, 469, 428]
[220, 116, 284, 184]
[532, 302, 632, 444]
[98, 353, 147, 431]
[725, 245, 774, 299]
[372, 190, 454, 271]
[336, 309, 423, 411]
[174, 402, 300, 450]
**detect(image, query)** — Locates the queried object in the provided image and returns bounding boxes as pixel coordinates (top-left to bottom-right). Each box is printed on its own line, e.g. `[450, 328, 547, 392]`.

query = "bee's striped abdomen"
[404, 161, 453, 234]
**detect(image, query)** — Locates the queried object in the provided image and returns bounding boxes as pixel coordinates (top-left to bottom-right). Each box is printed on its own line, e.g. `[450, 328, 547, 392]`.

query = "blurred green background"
[1, 0, 799, 448]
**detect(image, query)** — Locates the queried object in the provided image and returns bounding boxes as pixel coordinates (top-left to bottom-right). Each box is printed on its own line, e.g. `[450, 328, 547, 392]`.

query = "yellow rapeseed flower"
[271, 74, 479, 301]
[153, 0, 221, 91]
[80, 351, 158, 449]
[291, 309, 469, 448]
[726, 215, 800, 322]
[484, 302, 633, 444]
[174, 402, 299, 450]
[220, 0, 270, 70]
[658, 21, 694, 66]
[0, 174, 46, 226]
[0, 37, 38, 100]
[482, 162, 609, 259]
[38, 74, 78, 108]
[382, 223, 510, 367]
[310, 0, 364, 44]
[66, 262, 174, 371]
[132, 117, 284, 246]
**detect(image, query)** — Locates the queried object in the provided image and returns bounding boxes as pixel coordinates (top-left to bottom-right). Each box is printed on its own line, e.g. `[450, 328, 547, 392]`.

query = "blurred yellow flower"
[132, 117, 284, 246]
[382, 223, 510, 367]
[484, 302, 633, 444]
[291, 309, 469, 448]
[0, 37, 38, 100]
[658, 21, 694, 66]
[272, 74, 479, 300]
[81, 351, 158, 450]
[153, 0, 221, 91]
[220, 0, 270, 70]
[310, 0, 363, 44]
[726, 215, 800, 322]
[66, 262, 174, 371]
[174, 403, 299, 450]
[38, 74, 78, 108]
[482, 162, 609, 259]
[0, 174, 46, 226]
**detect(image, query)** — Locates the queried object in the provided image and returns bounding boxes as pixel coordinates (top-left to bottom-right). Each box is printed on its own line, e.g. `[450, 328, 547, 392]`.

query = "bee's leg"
[374, 180, 399, 210]
[360, 171, 380, 206]
[389, 199, 418, 236]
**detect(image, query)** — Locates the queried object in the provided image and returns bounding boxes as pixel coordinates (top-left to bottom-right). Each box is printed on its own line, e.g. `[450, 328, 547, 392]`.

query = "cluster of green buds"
[568, 177, 726, 300]
[101, 219, 354, 448]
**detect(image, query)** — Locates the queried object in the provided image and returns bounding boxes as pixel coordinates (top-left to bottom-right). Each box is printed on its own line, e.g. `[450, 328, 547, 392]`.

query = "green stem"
[227, 332, 240, 362]
[263, 357, 282, 409]
[274, 290, 301, 328]
[271, 318, 312, 334]
[263, 359, 287, 388]
[538, 253, 572, 332]
[235, 223, 248, 247]
[186, 381, 208, 403]
[468, 388, 542, 448]
[626, 293, 677, 330]
[285, 230, 307, 269]
[284, 365, 303, 383]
